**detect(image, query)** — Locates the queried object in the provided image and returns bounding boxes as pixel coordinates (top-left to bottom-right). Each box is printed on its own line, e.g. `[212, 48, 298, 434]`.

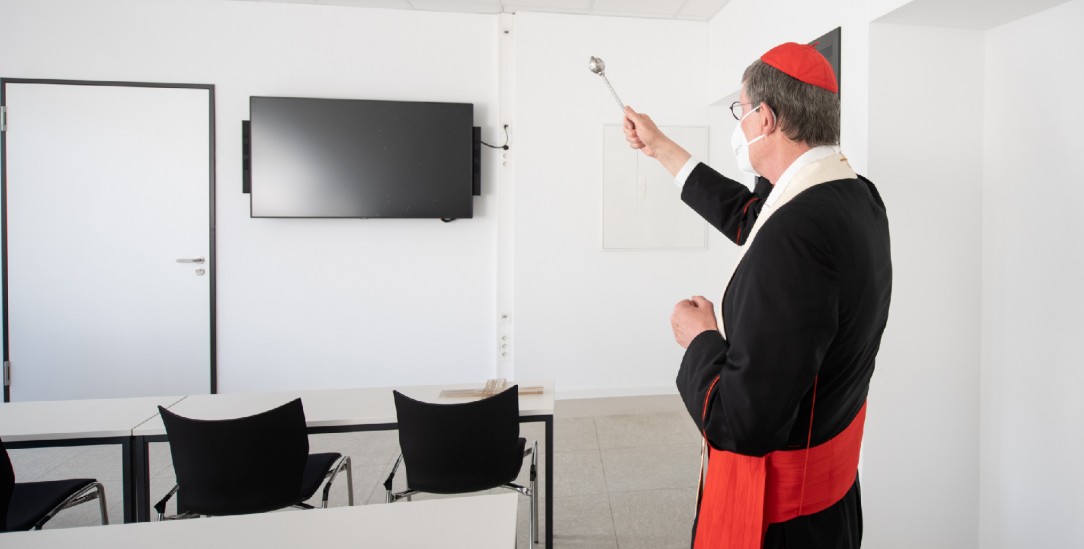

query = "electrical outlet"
[499, 334, 511, 359]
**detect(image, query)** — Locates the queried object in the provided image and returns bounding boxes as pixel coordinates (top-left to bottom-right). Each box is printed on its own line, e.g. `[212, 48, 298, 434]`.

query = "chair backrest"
[1, 438, 14, 531]
[393, 385, 523, 494]
[159, 398, 309, 516]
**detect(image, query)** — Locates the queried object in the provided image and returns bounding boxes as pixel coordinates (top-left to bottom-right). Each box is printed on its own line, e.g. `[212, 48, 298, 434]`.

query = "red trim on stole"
[693, 403, 868, 548]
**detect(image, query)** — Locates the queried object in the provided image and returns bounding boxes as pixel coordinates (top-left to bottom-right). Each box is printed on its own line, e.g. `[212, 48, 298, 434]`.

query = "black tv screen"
[248, 97, 474, 218]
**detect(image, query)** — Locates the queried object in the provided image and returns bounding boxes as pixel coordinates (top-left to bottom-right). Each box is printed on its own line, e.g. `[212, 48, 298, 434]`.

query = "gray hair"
[742, 59, 839, 147]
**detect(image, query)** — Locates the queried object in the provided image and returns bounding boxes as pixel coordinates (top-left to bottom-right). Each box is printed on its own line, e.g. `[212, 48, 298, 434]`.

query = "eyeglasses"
[730, 101, 757, 121]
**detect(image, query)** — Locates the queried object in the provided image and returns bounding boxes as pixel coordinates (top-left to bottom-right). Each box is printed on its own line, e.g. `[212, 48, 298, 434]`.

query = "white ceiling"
[235, 0, 731, 21]
[875, 0, 1074, 30]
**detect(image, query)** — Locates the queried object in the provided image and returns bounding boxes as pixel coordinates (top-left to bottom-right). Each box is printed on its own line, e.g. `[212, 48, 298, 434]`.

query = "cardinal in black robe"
[624, 41, 892, 548]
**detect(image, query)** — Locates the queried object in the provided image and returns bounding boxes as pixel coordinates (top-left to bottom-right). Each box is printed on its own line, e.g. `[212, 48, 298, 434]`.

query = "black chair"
[385, 385, 538, 544]
[153, 398, 353, 519]
[1, 437, 108, 531]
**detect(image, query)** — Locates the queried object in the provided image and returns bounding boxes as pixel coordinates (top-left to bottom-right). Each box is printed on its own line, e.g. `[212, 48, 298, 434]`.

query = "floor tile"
[594, 411, 700, 449]
[39, 444, 123, 482]
[552, 494, 617, 548]
[520, 421, 547, 443]
[6, 446, 83, 481]
[308, 430, 401, 466]
[554, 448, 607, 497]
[148, 441, 175, 478]
[609, 487, 698, 549]
[555, 416, 599, 451]
[326, 459, 393, 508]
[600, 443, 701, 493]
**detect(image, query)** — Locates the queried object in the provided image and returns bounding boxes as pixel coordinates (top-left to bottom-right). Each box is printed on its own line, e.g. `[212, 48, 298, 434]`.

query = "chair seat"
[407, 437, 527, 494]
[300, 453, 342, 501]
[175, 452, 343, 515]
[6, 479, 97, 531]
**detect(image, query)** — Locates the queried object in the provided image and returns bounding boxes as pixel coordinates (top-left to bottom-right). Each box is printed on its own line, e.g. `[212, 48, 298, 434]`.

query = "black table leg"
[123, 436, 151, 522]
[121, 438, 135, 523]
[545, 415, 553, 548]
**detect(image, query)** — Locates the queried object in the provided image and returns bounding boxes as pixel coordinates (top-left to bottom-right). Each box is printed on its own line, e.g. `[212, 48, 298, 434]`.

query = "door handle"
[176, 257, 205, 264]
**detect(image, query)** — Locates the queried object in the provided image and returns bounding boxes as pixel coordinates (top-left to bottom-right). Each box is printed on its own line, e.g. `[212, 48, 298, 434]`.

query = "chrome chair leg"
[345, 457, 354, 506]
[33, 481, 108, 529]
[384, 454, 403, 503]
[155, 484, 180, 521]
[321, 455, 354, 508]
[96, 482, 109, 526]
[384, 454, 422, 504]
[531, 440, 539, 544]
[502, 441, 540, 544]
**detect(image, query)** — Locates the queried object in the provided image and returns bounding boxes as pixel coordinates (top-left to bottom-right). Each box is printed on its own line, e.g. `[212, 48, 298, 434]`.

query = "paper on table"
[439, 379, 544, 399]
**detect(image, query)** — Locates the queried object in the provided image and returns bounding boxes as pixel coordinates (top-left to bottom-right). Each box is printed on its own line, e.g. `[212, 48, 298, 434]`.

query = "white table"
[132, 381, 555, 547]
[0, 395, 185, 523]
[0, 395, 184, 442]
[135, 382, 554, 435]
[0, 493, 519, 549]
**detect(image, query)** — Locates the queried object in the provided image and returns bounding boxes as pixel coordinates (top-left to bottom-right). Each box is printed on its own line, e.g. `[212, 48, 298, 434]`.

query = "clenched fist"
[671, 296, 719, 348]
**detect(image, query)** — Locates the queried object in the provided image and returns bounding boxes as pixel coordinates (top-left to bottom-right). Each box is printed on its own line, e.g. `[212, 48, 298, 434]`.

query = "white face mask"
[731, 105, 769, 176]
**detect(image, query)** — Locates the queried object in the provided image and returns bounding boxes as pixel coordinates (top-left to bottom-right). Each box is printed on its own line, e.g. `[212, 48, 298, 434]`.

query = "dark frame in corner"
[812, 27, 842, 97]
[242, 120, 251, 194]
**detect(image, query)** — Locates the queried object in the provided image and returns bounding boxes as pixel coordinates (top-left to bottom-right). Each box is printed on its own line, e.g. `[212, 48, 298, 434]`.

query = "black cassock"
[676, 163, 892, 548]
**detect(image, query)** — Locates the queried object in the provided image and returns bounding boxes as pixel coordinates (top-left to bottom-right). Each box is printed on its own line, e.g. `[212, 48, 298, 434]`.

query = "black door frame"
[0, 78, 217, 401]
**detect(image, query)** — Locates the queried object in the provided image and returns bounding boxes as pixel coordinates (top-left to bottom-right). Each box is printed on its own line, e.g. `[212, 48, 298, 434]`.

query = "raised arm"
[622, 106, 691, 176]
[623, 106, 771, 245]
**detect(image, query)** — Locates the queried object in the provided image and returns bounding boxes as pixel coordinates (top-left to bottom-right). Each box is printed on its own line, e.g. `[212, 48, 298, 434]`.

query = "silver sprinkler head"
[588, 56, 606, 75]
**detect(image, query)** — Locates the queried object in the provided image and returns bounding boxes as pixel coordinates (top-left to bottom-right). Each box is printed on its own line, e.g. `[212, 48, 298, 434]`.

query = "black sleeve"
[680, 163, 773, 245]
[675, 208, 839, 456]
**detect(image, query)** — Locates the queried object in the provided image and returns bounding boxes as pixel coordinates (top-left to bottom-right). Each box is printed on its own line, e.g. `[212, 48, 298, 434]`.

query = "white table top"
[0, 494, 519, 549]
[133, 381, 555, 437]
[0, 395, 185, 442]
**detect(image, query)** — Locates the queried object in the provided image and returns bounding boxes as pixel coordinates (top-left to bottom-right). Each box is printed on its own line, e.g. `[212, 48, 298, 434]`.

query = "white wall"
[511, 13, 719, 397]
[868, 23, 984, 548]
[0, 0, 503, 392]
[981, 1, 1084, 546]
[0, 0, 719, 398]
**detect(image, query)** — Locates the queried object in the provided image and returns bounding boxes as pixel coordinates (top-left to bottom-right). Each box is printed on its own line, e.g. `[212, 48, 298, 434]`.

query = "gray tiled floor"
[5, 393, 701, 548]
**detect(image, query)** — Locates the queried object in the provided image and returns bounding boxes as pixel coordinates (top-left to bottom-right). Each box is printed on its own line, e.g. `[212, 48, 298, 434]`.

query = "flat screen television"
[247, 96, 476, 219]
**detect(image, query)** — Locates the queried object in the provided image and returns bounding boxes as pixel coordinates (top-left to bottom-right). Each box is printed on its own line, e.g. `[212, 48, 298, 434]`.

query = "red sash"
[693, 402, 867, 549]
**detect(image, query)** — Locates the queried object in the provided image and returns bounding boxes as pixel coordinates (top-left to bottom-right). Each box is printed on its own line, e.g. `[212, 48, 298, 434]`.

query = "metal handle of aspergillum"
[589, 56, 626, 115]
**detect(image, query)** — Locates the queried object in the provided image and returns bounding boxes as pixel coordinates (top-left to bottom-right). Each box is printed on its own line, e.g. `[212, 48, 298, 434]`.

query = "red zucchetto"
[760, 42, 838, 93]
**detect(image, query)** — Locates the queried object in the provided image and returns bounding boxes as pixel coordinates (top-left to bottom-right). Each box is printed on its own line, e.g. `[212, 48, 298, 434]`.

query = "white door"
[2, 81, 213, 401]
